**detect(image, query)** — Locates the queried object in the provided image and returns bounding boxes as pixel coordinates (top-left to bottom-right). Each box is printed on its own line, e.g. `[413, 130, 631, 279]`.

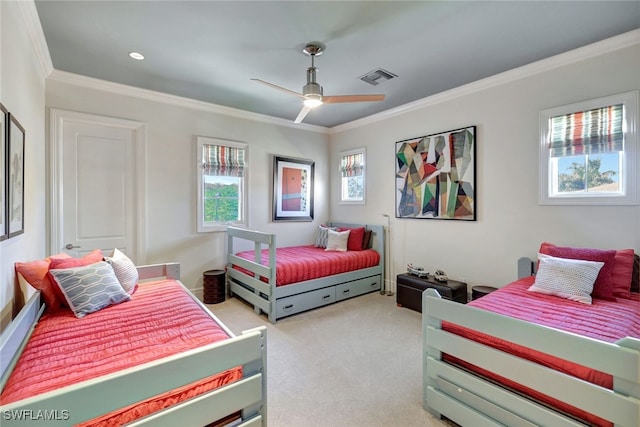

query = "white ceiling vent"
[359, 68, 397, 86]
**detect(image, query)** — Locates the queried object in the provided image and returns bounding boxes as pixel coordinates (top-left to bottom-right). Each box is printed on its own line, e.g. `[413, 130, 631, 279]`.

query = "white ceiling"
[34, 1, 640, 128]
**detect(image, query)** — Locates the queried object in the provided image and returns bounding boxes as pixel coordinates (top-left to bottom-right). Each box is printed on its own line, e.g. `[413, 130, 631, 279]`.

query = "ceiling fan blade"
[294, 105, 313, 124]
[251, 78, 305, 99]
[323, 94, 385, 104]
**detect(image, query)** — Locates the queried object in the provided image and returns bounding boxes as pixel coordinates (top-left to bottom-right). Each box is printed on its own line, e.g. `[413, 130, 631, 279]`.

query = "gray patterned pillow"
[105, 248, 139, 294]
[50, 261, 131, 318]
[314, 225, 336, 248]
[528, 254, 604, 304]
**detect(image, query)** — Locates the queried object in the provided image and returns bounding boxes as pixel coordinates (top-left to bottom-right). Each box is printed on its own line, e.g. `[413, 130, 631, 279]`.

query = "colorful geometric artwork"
[395, 126, 476, 221]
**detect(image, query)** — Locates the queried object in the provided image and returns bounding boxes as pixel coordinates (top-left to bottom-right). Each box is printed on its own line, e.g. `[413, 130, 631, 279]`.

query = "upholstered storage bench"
[396, 273, 467, 312]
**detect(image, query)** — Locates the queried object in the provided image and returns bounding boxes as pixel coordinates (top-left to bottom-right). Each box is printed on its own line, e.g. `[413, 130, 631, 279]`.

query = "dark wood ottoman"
[396, 273, 468, 312]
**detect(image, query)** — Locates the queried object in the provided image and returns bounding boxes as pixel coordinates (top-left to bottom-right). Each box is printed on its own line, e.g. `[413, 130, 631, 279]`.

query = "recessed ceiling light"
[129, 52, 144, 60]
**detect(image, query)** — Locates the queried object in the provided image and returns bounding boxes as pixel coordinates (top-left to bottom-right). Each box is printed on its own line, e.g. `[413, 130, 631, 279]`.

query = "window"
[539, 91, 638, 205]
[340, 148, 366, 204]
[196, 137, 247, 232]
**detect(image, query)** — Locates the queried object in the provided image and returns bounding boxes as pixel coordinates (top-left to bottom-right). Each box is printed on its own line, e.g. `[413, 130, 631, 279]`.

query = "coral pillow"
[15, 256, 67, 312]
[546, 246, 616, 301]
[610, 249, 635, 298]
[337, 227, 366, 251]
[49, 249, 104, 269]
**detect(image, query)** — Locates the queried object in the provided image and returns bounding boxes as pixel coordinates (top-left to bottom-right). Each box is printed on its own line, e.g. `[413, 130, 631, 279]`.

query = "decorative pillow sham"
[14, 253, 72, 311]
[546, 246, 616, 301]
[49, 249, 104, 269]
[325, 229, 350, 252]
[337, 226, 366, 251]
[49, 261, 130, 318]
[314, 225, 336, 248]
[528, 254, 604, 304]
[104, 248, 139, 294]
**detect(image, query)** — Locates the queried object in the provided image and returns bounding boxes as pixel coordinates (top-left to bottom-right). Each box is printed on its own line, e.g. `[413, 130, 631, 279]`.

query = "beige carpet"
[207, 291, 453, 427]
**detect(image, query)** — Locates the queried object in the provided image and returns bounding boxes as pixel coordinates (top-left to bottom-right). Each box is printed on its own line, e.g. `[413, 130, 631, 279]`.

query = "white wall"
[0, 1, 48, 328]
[330, 36, 640, 290]
[45, 79, 330, 291]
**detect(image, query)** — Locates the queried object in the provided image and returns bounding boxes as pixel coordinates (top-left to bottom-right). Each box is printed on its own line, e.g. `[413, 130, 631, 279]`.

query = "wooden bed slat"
[126, 375, 263, 427]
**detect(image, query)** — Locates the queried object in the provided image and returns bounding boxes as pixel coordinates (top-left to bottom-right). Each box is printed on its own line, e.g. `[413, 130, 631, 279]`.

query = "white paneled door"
[50, 109, 146, 263]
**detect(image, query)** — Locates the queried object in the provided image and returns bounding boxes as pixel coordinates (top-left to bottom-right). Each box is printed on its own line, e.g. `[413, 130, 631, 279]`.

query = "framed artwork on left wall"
[0, 103, 7, 241]
[7, 113, 25, 238]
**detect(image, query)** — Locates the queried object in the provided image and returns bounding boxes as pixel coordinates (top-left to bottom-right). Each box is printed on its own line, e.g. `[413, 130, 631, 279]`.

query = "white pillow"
[325, 229, 350, 252]
[104, 248, 139, 294]
[528, 253, 604, 304]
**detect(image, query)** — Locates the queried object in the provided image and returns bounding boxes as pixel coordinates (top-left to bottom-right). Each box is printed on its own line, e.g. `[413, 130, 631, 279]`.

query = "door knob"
[65, 243, 81, 250]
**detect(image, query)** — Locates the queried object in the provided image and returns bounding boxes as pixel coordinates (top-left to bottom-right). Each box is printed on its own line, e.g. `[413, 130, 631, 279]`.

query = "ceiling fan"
[252, 42, 385, 124]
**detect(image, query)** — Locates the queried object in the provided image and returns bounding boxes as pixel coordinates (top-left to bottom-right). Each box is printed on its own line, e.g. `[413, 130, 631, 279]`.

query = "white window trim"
[196, 136, 248, 232]
[339, 147, 366, 205]
[538, 90, 639, 205]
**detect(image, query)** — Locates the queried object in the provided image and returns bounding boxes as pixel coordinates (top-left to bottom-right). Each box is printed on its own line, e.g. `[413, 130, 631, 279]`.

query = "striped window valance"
[203, 144, 245, 177]
[549, 104, 624, 157]
[340, 152, 364, 177]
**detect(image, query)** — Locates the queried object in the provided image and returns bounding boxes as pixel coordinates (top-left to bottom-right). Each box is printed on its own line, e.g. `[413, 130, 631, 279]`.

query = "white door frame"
[49, 108, 147, 263]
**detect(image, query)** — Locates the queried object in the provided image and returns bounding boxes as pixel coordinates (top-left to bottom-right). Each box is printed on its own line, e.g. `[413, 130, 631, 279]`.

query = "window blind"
[340, 152, 364, 177]
[549, 104, 623, 157]
[203, 144, 245, 177]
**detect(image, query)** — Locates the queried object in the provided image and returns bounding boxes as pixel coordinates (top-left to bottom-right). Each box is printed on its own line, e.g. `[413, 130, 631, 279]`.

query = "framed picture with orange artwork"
[273, 156, 314, 222]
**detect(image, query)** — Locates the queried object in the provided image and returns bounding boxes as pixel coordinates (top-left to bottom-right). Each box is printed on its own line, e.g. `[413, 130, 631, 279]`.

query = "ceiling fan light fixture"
[303, 95, 323, 108]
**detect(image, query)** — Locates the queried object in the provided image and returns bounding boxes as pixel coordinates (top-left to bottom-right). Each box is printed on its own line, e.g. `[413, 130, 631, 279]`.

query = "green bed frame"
[227, 223, 385, 323]
[0, 263, 267, 426]
[422, 257, 640, 427]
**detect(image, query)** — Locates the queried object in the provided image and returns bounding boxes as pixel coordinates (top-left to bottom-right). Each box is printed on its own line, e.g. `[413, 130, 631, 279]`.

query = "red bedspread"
[234, 245, 380, 286]
[443, 276, 640, 427]
[0, 279, 242, 426]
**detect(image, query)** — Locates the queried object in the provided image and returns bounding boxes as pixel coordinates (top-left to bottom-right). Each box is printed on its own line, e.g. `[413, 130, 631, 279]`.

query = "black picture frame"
[272, 156, 314, 222]
[0, 103, 7, 241]
[7, 113, 25, 238]
[395, 125, 476, 221]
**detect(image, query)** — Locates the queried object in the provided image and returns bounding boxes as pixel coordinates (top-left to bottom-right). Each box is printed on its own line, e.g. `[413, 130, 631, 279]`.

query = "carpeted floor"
[207, 291, 453, 427]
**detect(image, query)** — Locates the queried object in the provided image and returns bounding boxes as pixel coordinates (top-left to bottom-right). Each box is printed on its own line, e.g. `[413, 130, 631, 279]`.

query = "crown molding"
[329, 28, 640, 134]
[18, 0, 53, 80]
[47, 70, 329, 134]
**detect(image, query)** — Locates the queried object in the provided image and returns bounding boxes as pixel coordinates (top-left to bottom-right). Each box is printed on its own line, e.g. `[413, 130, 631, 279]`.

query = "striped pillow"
[314, 225, 336, 248]
[50, 261, 130, 318]
[528, 254, 604, 304]
[105, 248, 139, 294]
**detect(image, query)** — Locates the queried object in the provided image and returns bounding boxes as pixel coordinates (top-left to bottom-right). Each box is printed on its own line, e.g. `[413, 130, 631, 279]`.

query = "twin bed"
[226, 223, 384, 323]
[0, 262, 267, 426]
[423, 249, 640, 427]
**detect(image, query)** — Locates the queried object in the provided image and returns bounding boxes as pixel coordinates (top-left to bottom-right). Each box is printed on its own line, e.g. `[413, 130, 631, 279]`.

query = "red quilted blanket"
[443, 276, 640, 427]
[234, 245, 380, 286]
[0, 279, 242, 426]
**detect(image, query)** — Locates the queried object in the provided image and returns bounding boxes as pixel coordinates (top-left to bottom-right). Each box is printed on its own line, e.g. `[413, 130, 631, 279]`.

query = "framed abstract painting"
[395, 126, 476, 221]
[273, 156, 314, 222]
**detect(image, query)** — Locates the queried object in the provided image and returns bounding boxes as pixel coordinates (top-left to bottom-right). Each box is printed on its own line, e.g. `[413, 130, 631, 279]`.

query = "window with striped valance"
[202, 144, 245, 177]
[340, 152, 364, 177]
[549, 104, 623, 157]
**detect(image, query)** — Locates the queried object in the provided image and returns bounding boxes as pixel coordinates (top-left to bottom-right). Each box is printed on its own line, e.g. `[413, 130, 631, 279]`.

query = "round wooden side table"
[471, 285, 498, 301]
[203, 269, 226, 304]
